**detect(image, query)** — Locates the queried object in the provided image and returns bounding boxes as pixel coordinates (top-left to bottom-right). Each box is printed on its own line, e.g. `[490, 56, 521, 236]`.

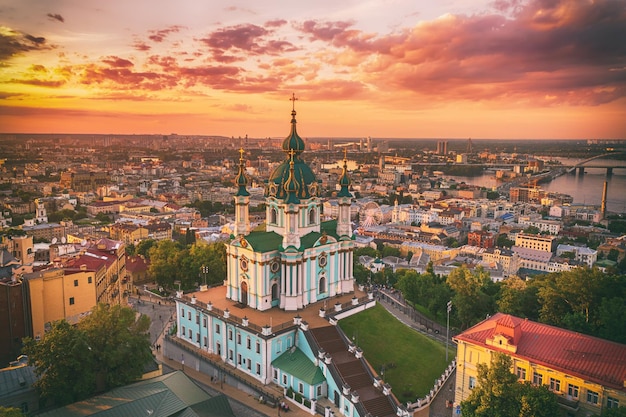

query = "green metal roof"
[272, 347, 325, 385]
[243, 231, 282, 253]
[35, 371, 235, 417]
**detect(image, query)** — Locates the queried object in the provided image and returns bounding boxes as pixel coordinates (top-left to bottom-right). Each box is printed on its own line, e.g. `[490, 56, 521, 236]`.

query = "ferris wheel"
[359, 201, 383, 227]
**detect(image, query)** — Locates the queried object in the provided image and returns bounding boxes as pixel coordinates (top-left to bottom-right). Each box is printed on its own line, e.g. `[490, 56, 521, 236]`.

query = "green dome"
[266, 107, 318, 201]
[282, 110, 305, 155]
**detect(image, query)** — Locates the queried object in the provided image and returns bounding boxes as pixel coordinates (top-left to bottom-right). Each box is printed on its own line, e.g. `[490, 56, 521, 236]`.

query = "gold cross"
[290, 93, 298, 111]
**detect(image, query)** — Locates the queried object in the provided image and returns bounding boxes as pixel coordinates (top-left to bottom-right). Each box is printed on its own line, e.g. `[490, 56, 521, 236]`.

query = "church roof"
[241, 221, 340, 253]
[272, 347, 326, 385]
[243, 231, 283, 253]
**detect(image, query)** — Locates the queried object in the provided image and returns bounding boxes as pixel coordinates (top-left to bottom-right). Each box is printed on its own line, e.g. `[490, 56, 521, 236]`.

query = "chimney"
[601, 181, 608, 219]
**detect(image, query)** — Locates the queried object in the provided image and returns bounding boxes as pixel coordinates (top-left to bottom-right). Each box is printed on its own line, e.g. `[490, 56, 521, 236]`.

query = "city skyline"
[1, 0, 625, 139]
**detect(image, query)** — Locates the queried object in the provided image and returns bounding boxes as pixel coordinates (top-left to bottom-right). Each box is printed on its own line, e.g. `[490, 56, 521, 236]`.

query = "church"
[225, 101, 355, 311]
[173, 103, 402, 417]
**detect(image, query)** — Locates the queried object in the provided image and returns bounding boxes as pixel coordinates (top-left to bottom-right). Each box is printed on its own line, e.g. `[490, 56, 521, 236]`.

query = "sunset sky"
[1, 0, 625, 139]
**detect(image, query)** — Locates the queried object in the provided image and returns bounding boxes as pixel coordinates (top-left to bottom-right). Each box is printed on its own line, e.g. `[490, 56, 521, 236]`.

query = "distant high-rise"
[436, 140, 448, 155]
[467, 138, 473, 154]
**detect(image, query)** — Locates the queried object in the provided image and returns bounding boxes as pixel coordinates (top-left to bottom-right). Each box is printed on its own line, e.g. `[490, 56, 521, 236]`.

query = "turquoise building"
[174, 105, 404, 417]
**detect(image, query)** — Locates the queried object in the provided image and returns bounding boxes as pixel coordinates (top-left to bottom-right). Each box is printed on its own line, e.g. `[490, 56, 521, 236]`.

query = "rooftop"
[454, 312, 626, 391]
[181, 285, 367, 330]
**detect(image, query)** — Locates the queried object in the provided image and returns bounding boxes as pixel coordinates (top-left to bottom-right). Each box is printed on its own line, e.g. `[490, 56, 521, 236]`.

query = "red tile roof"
[454, 312, 626, 391]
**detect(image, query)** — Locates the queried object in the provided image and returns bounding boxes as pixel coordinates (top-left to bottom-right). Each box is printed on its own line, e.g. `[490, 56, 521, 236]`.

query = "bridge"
[565, 151, 626, 175]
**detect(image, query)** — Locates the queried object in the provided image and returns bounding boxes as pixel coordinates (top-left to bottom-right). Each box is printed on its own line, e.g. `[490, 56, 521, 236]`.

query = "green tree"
[22, 321, 98, 405]
[496, 234, 514, 248]
[22, 304, 152, 406]
[462, 353, 558, 417]
[446, 266, 496, 329]
[496, 276, 540, 320]
[0, 406, 26, 417]
[136, 239, 156, 258]
[603, 406, 626, 417]
[80, 304, 152, 393]
[148, 240, 184, 289]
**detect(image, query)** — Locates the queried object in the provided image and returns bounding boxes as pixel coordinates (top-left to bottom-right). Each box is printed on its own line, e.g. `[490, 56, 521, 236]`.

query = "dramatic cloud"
[0, 27, 49, 61]
[148, 25, 185, 43]
[46, 13, 64, 23]
[198, 23, 297, 62]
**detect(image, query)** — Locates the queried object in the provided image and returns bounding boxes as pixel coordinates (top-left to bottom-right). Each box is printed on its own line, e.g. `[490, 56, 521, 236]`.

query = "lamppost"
[446, 300, 452, 362]
[201, 265, 209, 289]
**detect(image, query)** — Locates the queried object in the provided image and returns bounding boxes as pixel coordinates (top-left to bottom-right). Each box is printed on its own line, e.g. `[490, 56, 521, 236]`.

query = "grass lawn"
[338, 303, 455, 404]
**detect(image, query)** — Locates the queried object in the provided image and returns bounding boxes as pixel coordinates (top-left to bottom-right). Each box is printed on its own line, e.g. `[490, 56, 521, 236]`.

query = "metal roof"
[454, 313, 626, 391]
[272, 347, 326, 386]
[35, 371, 235, 417]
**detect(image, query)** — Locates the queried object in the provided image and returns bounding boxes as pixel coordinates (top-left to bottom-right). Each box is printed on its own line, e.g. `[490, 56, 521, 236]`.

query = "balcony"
[557, 395, 579, 412]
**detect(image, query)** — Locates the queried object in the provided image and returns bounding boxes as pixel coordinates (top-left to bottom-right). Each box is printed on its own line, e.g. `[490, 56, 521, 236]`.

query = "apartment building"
[454, 313, 626, 416]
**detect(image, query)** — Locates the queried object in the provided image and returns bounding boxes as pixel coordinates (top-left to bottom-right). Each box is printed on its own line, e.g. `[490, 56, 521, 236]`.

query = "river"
[449, 158, 626, 214]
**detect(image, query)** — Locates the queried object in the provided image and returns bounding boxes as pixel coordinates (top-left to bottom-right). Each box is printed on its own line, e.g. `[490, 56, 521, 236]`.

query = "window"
[298, 382, 304, 394]
[237, 334, 241, 344]
[188, 329, 192, 338]
[181, 308, 185, 317]
[228, 328, 233, 340]
[283, 374, 287, 385]
[182, 326, 186, 336]
[88, 276, 92, 284]
[532, 372, 543, 385]
[270, 207, 277, 224]
[203, 337, 207, 347]
[203, 317, 207, 328]
[317, 386, 322, 396]
[549, 378, 560, 392]
[74, 279, 78, 287]
[276, 340, 282, 353]
[247, 337, 251, 349]
[238, 354, 242, 365]
[216, 342, 221, 355]
[229, 349, 233, 361]
[516, 367, 526, 380]
[196, 333, 200, 343]
[318, 276, 326, 294]
[309, 209, 316, 225]
[587, 390, 599, 405]
[256, 341, 261, 354]
[69, 297, 75, 305]
[256, 363, 261, 375]
[187, 311, 191, 320]
[196, 314, 199, 324]
[247, 359, 251, 370]
[568, 384, 579, 399]
[469, 376, 476, 389]
[215, 324, 221, 334]
[608, 397, 620, 409]
[273, 369, 278, 380]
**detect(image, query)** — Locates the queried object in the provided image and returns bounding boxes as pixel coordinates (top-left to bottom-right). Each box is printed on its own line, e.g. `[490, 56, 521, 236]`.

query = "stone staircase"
[309, 326, 397, 417]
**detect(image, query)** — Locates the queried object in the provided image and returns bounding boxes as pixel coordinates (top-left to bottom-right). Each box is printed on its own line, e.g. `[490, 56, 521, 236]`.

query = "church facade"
[225, 105, 355, 311]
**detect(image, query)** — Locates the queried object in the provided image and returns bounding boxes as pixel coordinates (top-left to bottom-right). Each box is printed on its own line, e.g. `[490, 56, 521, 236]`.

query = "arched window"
[270, 207, 277, 224]
[309, 208, 316, 225]
[318, 276, 326, 294]
[271, 283, 279, 300]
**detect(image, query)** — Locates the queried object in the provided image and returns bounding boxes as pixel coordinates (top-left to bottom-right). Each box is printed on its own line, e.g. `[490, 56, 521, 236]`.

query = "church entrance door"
[241, 281, 248, 306]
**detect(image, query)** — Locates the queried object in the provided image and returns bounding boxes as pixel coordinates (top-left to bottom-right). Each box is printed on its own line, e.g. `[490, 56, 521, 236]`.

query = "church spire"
[233, 148, 250, 236]
[336, 148, 353, 238]
[283, 150, 300, 205]
[282, 93, 305, 155]
[234, 148, 250, 197]
[337, 148, 352, 198]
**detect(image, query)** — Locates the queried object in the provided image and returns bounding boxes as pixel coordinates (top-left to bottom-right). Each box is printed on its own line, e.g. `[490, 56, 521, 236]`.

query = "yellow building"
[454, 313, 626, 416]
[23, 268, 97, 340]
